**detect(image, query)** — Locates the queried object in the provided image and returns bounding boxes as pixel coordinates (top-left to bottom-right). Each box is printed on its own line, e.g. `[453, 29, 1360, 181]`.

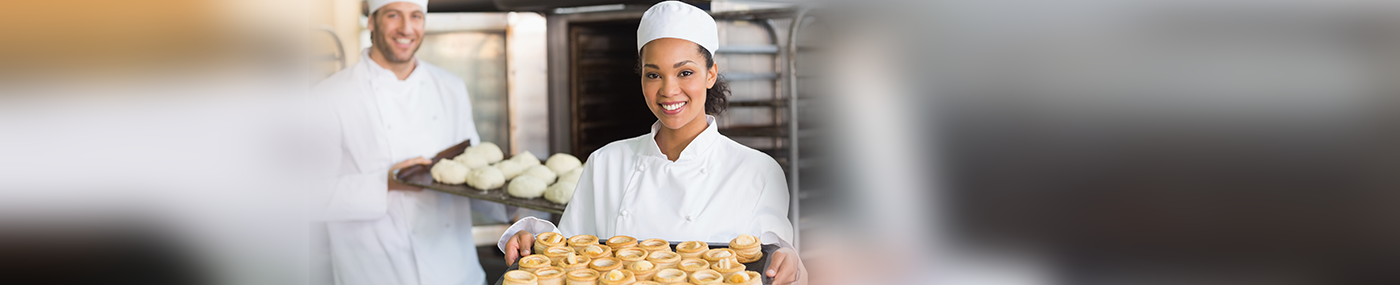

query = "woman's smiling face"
[640, 38, 717, 130]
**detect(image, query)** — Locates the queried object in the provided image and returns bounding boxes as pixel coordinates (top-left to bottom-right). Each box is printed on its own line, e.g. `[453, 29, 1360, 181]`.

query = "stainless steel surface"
[785, 7, 810, 251]
[317, 26, 346, 71]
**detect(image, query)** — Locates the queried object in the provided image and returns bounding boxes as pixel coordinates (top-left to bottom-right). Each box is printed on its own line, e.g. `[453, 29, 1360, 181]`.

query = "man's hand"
[503, 231, 535, 264]
[388, 157, 432, 191]
[767, 247, 806, 285]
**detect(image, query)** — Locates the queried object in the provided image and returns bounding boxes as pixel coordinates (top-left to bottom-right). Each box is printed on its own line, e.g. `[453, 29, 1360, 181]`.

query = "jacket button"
[637, 164, 646, 171]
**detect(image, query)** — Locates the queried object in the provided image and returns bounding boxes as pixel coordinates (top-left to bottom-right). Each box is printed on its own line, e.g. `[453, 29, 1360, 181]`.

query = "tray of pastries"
[393, 140, 586, 214]
[497, 233, 777, 285]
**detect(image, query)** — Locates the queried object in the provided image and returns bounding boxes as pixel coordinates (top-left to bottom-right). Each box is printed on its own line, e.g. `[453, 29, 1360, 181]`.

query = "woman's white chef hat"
[637, 1, 718, 59]
[368, 0, 429, 14]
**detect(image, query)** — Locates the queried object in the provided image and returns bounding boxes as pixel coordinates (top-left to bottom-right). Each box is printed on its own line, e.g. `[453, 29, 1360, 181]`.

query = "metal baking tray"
[494, 242, 780, 285]
[392, 139, 568, 214]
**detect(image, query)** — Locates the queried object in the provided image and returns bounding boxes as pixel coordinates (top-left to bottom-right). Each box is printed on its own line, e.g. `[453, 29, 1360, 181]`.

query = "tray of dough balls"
[392, 140, 584, 214]
[496, 233, 776, 285]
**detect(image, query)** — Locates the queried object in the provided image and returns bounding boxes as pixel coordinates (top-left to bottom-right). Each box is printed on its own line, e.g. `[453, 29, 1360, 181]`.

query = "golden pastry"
[565, 269, 599, 285]
[676, 258, 709, 274]
[534, 267, 566, 285]
[638, 238, 671, 253]
[536, 232, 567, 254]
[632, 282, 663, 285]
[568, 235, 600, 251]
[650, 268, 687, 283]
[728, 234, 762, 263]
[519, 254, 554, 272]
[606, 235, 638, 250]
[643, 250, 680, 269]
[723, 271, 760, 285]
[689, 269, 724, 284]
[627, 260, 660, 282]
[545, 246, 577, 262]
[674, 241, 708, 259]
[503, 270, 538, 285]
[556, 251, 591, 272]
[709, 257, 745, 279]
[588, 257, 623, 272]
[597, 269, 635, 285]
[579, 244, 613, 259]
[614, 248, 648, 267]
[701, 248, 737, 265]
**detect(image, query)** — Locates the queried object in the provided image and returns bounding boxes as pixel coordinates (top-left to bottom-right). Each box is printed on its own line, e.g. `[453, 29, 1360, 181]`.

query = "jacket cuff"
[496, 216, 559, 253]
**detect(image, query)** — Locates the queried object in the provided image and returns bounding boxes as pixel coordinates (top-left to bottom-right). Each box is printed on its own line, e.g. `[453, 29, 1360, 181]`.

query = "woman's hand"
[503, 231, 535, 264]
[766, 247, 806, 285]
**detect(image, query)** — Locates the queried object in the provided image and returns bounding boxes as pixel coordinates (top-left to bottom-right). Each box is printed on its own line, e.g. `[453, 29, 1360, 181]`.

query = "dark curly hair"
[637, 44, 730, 115]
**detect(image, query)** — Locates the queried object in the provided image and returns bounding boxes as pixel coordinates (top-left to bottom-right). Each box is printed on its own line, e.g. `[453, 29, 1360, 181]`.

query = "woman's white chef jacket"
[311, 49, 489, 285]
[497, 115, 796, 250]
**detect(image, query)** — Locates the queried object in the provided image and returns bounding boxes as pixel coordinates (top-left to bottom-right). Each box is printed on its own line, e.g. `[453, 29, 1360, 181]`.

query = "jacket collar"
[360, 48, 425, 83]
[641, 115, 720, 163]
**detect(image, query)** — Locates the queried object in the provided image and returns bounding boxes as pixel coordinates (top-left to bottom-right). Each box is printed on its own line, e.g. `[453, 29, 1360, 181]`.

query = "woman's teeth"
[662, 101, 686, 111]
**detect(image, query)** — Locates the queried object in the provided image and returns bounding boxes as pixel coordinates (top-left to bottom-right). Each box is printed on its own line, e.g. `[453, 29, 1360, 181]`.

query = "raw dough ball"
[558, 167, 584, 184]
[511, 151, 541, 166]
[467, 142, 505, 164]
[452, 152, 489, 169]
[545, 180, 577, 204]
[545, 153, 583, 174]
[507, 175, 548, 199]
[430, 159, 469, 185]
[521, 165, 558, 184]
[466, 166, 505, 189]
[494, 159, 529, 180]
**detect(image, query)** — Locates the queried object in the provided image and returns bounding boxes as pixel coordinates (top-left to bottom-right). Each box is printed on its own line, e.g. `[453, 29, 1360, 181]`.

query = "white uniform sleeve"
[752, 158, 796, 249]
[308, 88, 391, 222]
[320, 164, 391, 221]
[495, 216, 559, 253]
[752, 158, 805, 281]
[450, 78, 482, 150]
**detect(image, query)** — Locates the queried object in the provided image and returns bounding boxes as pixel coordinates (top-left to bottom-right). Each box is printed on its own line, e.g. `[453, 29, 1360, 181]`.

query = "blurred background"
[4, 0, 1400, 284]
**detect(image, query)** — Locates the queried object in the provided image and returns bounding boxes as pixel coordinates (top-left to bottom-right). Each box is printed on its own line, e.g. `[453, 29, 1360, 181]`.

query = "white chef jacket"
[497, 115, 796, 250]
[311, 49, 487, 285]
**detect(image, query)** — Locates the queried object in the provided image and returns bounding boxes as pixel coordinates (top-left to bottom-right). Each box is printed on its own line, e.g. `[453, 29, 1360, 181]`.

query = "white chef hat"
[368, 0, 428, 14]
[637, 1, 718, 59]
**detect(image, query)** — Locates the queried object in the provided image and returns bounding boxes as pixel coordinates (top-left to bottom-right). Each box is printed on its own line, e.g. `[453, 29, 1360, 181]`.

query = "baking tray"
[392, 139, 569, 214]
[494, 242, 780, 285]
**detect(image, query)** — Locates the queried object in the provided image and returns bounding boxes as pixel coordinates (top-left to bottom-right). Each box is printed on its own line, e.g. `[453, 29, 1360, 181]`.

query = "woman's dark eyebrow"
[642, 60, 696, 70]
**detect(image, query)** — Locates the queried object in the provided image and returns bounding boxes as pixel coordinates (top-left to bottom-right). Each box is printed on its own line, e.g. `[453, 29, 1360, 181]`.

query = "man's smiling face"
[368, 2, 424, 63]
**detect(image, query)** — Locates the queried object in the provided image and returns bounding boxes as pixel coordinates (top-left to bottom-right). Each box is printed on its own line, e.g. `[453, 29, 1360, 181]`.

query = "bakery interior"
[4, 0, 1400, 284]
[309, 0, 838, 284]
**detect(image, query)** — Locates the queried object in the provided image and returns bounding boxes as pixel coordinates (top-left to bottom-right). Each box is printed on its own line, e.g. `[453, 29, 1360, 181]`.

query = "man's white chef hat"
[637, 1, 718, 59]
[368, 0, 428, 14]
